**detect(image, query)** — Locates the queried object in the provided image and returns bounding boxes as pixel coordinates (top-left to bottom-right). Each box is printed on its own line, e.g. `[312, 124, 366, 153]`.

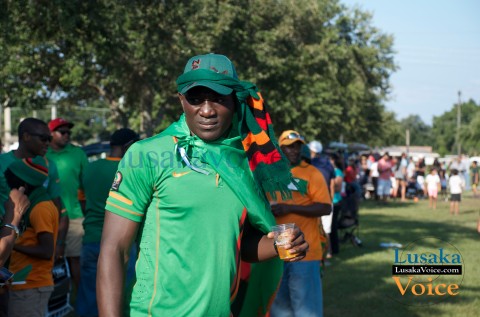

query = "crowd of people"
[0, 53, 476, 317]
[349, 151, 474, 215]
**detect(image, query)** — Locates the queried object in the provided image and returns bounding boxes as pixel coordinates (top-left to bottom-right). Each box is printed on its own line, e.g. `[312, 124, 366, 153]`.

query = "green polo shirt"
[106, 135, 246, 316]
[0, 151, 61, 215]
[82, 157, 121, 244]
[46, 143, 88, 219]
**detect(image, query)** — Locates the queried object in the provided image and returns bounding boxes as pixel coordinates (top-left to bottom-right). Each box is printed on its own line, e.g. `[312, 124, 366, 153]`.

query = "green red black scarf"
[176, 69, 304, 200]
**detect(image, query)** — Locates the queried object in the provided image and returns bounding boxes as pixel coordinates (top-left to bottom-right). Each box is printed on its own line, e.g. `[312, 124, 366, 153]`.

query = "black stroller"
[405, 174, 425, 200]
[338, 183, 362, 247]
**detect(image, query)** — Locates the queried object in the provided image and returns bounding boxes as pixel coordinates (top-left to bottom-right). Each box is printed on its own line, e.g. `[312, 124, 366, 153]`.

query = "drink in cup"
[272, 223, 296, 260]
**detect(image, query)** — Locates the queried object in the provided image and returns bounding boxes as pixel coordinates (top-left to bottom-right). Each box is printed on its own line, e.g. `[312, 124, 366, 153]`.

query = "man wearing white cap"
[308, 141, 335, 194]
[308, 140, 335, 259]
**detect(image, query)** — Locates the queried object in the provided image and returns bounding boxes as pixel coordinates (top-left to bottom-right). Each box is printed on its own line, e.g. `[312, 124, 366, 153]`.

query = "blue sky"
[341, 0, 480, 125]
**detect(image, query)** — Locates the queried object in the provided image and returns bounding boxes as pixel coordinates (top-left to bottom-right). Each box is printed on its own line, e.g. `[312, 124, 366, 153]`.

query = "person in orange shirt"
[5, 156, 59, 317]
[0, 188, 30, 267]
[270, 130, 332, 317]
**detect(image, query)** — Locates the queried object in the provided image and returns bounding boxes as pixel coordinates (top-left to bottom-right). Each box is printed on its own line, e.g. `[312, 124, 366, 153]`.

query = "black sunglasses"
[29, 132, 52, 142]
[55, 130, 72, 135]
[182, 92, 229, 106]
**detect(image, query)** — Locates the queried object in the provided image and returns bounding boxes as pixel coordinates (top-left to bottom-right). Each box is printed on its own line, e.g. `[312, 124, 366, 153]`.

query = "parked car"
[82, 142, 110, 161]
[47, 258, 73, 317]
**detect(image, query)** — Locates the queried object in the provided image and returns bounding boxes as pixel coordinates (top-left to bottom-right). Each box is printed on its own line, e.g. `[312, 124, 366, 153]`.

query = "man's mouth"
[198, 121, 218, 129]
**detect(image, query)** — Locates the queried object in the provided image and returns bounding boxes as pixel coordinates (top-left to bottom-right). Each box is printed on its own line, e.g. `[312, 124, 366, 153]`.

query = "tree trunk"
[140, 88, 155, 137]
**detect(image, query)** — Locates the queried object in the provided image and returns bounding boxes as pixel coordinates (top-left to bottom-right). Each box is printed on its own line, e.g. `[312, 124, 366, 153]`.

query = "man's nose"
[199, 101, 216, 117]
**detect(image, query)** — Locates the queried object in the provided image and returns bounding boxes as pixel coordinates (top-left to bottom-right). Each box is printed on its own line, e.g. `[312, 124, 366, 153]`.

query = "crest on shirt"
[111, 171, 123, 192]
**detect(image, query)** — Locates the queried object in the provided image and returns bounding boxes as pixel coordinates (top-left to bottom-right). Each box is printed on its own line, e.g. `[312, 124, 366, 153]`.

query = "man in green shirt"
[98, 54, 309, 317]
[0, 118, 66, 256]
[76, 128, 139, 317]
[46, 117, 88, 290]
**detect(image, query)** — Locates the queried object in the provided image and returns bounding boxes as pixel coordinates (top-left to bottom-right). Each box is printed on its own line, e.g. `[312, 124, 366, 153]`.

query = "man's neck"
[289, 159, 302, 167]
[50, 143, 67, 152]
[109, 147, 123, 158]
[13, 146, 33, 159]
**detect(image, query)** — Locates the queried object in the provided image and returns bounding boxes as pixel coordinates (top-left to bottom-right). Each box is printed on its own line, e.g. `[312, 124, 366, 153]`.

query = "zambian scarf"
[176, 69, 305, 200]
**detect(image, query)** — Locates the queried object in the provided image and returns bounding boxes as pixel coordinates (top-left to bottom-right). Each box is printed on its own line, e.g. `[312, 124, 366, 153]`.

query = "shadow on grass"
[359, 199, 417, 209]
[460, 209, 479, 215]
[323, 211, 478, 317]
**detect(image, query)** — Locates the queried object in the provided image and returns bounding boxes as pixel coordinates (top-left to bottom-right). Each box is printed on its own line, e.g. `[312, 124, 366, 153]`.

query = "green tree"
[458, 99, 480, 155]
[369, 111, 403, 147]
[432, 99, 479, 155]
[230, 0, 397, 144]
[398, 114, 432, 146]
[1, 0, 397, 144]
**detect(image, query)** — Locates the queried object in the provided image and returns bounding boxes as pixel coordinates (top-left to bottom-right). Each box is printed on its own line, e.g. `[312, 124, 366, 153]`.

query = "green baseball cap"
[180, 53, 238, 95]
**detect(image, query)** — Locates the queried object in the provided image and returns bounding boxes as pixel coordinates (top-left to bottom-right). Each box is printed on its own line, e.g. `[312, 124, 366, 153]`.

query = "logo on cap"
[192, 59, 200, 70]
[209, 66, 228, 75]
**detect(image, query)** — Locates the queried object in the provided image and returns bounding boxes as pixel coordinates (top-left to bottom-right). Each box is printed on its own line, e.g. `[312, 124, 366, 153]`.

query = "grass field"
[323, 192, 480, 317]
[64, 193, 479, 317]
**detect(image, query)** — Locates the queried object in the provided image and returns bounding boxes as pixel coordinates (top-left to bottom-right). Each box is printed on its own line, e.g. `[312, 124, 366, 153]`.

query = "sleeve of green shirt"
[105, 143, 155, 223]
[47, 159, 61, 199]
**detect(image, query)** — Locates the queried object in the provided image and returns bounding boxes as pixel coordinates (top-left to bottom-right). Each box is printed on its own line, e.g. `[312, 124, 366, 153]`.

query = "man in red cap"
[46, 118, 88, 292]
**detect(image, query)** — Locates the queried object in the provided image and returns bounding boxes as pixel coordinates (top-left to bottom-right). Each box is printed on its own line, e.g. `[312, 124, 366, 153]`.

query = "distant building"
[381, 146, 439, 165]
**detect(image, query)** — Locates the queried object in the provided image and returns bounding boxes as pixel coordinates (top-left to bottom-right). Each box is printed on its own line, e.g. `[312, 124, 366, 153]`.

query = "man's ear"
[178, 93, 186, 112]
[23, 132, 31, 142]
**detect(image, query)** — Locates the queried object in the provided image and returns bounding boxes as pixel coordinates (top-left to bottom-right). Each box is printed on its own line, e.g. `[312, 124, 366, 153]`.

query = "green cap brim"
[180, 81, 233, 95]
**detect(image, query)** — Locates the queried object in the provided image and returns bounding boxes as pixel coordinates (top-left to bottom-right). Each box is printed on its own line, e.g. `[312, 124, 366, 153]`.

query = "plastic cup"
[271, 223, 296, 260]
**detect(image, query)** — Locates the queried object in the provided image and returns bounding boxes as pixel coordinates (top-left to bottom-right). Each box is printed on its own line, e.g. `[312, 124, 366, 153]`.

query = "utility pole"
[456, 91, 461, 156]
[4, 107, 11, 150]
[406, 129, 410, 156]
[51, 104, 57, 120]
